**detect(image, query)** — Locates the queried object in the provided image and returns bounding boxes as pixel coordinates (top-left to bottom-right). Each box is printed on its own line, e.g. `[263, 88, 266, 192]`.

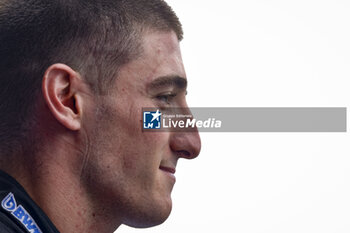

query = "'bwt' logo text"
[1, 192, 42, 233]
[143, 110, 162, 129]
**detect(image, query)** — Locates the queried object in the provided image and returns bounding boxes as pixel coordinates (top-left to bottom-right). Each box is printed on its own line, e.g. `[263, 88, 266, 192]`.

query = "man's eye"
[156, 93, 177, 104]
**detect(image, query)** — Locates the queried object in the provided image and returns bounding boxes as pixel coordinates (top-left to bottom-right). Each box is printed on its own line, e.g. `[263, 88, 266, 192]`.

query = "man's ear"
[42, 63, 84, 131]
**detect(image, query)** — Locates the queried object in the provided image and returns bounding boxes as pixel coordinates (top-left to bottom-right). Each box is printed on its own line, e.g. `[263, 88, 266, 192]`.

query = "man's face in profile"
[82, 30, 201, 228]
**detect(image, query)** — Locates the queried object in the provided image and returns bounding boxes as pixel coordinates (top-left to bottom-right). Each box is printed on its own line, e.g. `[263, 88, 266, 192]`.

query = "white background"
[119, 1, 350, 232]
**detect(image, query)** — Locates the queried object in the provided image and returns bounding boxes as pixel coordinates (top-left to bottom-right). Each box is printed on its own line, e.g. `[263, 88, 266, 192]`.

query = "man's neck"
[0, 140, 122, 233]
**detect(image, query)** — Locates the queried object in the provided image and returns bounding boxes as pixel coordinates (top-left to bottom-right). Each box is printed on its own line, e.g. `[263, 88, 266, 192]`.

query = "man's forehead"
[142, 30, 182, 55]
[116, 31, 186, 89]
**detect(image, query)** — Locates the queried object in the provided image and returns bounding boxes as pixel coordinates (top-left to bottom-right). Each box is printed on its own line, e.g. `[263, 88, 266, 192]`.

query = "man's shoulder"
[0, 211, 28, 233]
[0, 170, 60, 233]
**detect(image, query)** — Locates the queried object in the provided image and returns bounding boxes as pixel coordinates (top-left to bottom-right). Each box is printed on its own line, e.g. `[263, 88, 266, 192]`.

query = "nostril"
[176, 150, 190, 157]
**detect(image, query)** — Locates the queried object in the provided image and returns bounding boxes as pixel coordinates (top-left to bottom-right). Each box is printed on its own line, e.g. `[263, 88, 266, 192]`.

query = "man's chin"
[122, 200, 173, 228]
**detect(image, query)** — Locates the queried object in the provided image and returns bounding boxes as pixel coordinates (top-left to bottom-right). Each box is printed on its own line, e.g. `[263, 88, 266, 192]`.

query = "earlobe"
[42, 64, 82, 131]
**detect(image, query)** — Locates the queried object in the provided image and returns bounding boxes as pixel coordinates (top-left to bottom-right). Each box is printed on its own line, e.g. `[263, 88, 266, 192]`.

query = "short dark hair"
[0, 0, 183, 153]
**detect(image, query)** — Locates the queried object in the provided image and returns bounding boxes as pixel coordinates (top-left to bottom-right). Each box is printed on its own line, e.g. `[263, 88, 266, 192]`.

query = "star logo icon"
[151, 110, 162, 122]
[143, 109, 162, 129]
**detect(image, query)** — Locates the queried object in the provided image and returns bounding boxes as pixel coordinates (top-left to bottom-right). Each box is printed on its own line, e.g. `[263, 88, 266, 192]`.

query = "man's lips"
[159, 166, 176, 174]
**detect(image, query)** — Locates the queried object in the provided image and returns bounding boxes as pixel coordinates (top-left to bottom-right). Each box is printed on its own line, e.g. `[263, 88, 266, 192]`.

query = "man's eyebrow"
[148, 75, 187, 91]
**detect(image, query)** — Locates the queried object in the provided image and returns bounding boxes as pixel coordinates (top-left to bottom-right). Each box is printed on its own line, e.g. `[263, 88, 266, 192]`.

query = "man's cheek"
[144, 131, 170, 143]
[121, 156, 157, 186]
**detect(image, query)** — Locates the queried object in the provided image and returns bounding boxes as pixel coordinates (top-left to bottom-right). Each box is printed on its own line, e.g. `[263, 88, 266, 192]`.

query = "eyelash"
[156, 93, 177, 104]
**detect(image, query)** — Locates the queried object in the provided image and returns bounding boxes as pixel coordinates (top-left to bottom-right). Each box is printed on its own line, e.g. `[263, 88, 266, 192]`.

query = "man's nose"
[169, 131, 201, 159]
